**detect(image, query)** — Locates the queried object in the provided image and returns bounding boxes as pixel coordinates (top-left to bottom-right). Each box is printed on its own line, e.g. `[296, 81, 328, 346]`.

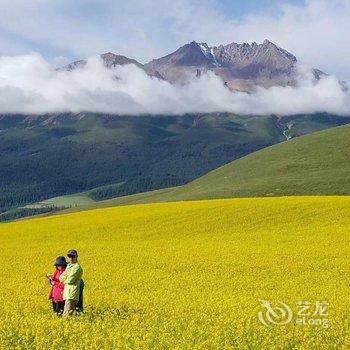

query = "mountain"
[143, 41, 219, 85]
[61, 39, 321, 92]
[1, 113, 349, 220]
[60, 52, 164, 79]
[145, 39, 303, 91]
[65, 122, 350, 210]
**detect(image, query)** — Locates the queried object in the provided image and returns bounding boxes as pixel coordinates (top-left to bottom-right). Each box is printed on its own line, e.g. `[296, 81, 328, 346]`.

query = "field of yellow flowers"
[1, 196, 350, 349]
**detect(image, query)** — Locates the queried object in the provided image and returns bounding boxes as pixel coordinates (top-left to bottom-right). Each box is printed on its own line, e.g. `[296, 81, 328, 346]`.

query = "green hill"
[0, 112, 348, 214]
[2, 117, 350, 221]
[72, 122, 350, 211]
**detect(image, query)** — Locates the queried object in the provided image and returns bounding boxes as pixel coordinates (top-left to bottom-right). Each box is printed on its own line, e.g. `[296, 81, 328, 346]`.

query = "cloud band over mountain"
[0, 52, 349, 116]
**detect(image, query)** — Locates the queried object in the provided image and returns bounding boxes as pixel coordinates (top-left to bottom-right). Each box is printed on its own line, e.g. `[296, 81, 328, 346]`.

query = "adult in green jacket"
[59, 249, 83, 317]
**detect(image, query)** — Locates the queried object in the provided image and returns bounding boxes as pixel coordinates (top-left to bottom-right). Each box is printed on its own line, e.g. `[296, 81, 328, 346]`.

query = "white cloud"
[0, 53, 349, 116]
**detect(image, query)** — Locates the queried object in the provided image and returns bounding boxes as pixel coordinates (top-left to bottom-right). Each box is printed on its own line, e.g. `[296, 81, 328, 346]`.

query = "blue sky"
[216, 0, 305, 18]
[0, 0, 350, 79]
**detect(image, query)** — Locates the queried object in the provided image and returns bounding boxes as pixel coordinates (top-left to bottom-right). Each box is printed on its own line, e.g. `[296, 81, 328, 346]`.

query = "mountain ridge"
[61, 39, 322, 92]
[60, 52, 164, 80]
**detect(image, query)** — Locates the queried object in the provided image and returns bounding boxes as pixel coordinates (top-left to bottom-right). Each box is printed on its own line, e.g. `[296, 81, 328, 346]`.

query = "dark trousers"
[52, 301, 65, 315]
[77, 279, 84, 312]
[76, 294, 83, 312]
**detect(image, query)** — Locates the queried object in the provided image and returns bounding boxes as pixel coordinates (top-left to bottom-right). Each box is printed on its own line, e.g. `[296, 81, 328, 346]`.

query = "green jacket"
[59, 262, 83, 301]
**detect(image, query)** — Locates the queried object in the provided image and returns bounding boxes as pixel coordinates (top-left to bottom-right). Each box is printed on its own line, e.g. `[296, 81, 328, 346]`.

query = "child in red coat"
[47, 256, 67, 315]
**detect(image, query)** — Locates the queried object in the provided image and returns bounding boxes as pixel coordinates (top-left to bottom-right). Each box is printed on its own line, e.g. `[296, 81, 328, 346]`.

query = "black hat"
[54, 256, 68, 267]
[67, 249, 78, 257]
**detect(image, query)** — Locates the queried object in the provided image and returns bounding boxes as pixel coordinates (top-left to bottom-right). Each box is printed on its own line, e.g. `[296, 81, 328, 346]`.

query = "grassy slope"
[29, 193, 95, 208]
[172, 122, 350, 199]
[1, 112, 349, 214]
[1, 196, 350, 348]
[87, 123, 350, 207]
[24, 182, 125, 209]
[0, 113, 285, 212]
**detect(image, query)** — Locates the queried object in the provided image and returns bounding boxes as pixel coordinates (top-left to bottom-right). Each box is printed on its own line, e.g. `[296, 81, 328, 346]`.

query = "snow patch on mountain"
[197, 42, 220, 67]
[210, 47, 220, 67]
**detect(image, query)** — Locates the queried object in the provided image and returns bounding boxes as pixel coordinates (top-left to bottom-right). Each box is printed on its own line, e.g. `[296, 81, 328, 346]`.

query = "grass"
[27, 193, 95, 208]
[0, 196, 350, 348]
[2, 112, 348, 214]
[69, 123, 350, 212]
[20, 182, 125, 211]
[13, 122, 350, 219]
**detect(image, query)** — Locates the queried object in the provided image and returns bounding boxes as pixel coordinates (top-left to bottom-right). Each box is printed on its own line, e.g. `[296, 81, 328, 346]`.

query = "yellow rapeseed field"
[1, 196, 350, 349]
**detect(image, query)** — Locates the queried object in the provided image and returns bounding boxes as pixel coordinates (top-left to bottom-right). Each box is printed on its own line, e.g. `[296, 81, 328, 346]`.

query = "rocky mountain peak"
[61, 39, 321, 92]
[100, 52, 144, 69]
[59, 51, 164, 80]
[159, 41, 216, 67]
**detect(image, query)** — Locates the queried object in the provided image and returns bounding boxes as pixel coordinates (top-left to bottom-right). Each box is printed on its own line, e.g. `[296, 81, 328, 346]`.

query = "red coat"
[49, 269, 65, 302]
